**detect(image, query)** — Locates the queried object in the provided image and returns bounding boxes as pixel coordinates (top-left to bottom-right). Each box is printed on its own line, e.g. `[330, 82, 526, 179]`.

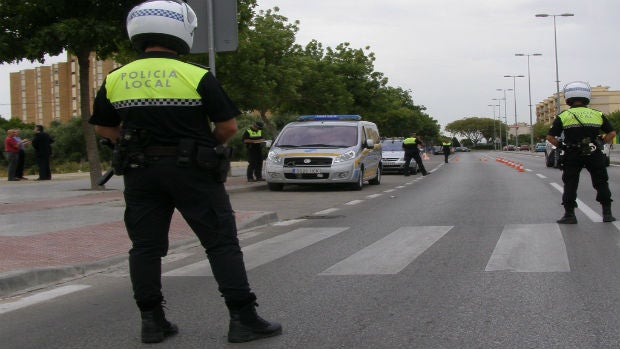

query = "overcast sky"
[1, 0, 618, 130]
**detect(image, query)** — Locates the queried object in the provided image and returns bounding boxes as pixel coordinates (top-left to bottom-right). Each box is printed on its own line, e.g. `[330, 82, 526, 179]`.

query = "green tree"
[0, 0, 140, 189]
[215, 7, 303, 136]
[445, 117, 497, 147]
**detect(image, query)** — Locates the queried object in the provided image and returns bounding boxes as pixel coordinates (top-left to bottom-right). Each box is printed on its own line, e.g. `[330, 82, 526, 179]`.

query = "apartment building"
[9, 53, 120, 126]
[536, 85, 620, 125]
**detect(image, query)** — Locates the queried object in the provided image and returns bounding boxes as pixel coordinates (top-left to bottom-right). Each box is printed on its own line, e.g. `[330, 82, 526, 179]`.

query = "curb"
[0, 210, 278, 298]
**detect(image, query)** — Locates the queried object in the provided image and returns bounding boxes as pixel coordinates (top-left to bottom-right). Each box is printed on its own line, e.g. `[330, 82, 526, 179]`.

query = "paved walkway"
[0, 162, 275, 297]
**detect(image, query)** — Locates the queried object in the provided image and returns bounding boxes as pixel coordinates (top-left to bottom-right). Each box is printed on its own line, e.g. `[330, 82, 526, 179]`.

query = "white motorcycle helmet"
[127, 0, 198, 54]
[563, 81, 591, 105]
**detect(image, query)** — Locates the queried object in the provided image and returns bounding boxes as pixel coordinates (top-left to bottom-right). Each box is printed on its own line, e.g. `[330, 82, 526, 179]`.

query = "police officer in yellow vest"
[546, 81, 616, 224]
[89, 1, 281, 344]
[402, 132, 429, 176]
[243, 121, 266, 182]
[442, 139, 452, 163]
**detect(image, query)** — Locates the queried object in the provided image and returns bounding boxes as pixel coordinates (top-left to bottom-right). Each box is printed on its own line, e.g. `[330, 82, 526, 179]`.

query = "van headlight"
[267, 151, 283, 165]
[334, 150, 356, 163]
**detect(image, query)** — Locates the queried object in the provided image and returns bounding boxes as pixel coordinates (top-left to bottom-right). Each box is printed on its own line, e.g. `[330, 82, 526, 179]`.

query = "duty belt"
[144, 146, 178, 157]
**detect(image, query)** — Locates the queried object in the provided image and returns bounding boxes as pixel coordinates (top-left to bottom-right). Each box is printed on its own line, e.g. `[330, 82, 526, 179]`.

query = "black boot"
[140, 304, 178, 344]
[603, 204, 616, 222]
[226, 295, 282, 343]
[557, 206, 577, 224]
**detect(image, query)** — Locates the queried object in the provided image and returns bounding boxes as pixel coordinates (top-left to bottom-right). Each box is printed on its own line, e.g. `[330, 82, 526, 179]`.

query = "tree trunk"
[76, 49, 104, 189]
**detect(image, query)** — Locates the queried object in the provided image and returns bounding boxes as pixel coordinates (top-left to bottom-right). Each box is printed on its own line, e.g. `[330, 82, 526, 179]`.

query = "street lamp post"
[515, 53, 542, 148]
[535, 13, 574, 116]
[504, 75, 525, 147]
[496, 88, 513, 147]
[492, 97, 504, 148]
[488, 104, 497, 150]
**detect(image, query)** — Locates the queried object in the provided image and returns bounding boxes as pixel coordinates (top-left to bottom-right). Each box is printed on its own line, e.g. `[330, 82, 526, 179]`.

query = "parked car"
[519, 144, 530, 151]
[503, 145, 516, 151]
[380, 138, 417, 174]
[535, 142, 546, 152]
[432, 145, 444, 155]
[454, 146, 470, 152]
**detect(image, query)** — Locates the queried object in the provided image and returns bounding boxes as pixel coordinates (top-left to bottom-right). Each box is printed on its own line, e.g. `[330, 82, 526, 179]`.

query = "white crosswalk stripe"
[320, 226, 453, 275]
[485, 223, 570, 272]
[163, 227, 348, 276]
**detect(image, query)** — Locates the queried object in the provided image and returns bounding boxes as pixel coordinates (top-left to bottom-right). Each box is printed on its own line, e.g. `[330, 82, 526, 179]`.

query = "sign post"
[187, 0, 238, 76]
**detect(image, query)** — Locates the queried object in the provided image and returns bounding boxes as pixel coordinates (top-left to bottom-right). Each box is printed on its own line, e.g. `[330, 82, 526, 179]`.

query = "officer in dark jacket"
[402, 132, 428, 176]
[89, 1, 281, 344]
[243, 121, 266, 182]
[546, 81, 616, 224]
[442, 138, 452, 163]
[32, 125, 54, 180]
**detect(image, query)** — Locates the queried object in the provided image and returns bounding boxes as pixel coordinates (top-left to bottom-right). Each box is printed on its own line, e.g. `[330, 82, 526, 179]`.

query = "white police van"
[265, 115, 382, 191]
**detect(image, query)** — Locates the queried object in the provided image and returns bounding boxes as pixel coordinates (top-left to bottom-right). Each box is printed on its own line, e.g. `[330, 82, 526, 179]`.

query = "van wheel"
[268, 183, 284, 191]
[369, 165, 381, 185]
[350, 167, 364, 190]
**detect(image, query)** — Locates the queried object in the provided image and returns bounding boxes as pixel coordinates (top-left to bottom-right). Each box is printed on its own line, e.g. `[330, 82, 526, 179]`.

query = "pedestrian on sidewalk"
[32, 125, 53, 180]
[402, 132, 428, 176]
[89, 0, 281, 345]
[13, 129, 30, 180]
[243, 121, 266, 182]
[4, 129, 20, 181]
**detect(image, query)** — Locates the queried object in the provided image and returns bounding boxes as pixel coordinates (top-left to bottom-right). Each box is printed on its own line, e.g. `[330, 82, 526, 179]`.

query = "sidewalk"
[0, 162, 276, 298]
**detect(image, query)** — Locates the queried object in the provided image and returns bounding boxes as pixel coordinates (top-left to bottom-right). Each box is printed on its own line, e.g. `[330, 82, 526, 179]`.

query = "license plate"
[291, 168, 322, 174]
[384, 161, 397, 166]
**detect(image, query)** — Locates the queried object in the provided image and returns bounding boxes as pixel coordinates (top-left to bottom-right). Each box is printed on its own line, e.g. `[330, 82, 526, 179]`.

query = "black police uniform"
[243, 126, 264, 181]
[402, 136, 428, 176]
[547, 106, 614, 213]
[89, 51, 253, 310]
[442, 141, 452, 163]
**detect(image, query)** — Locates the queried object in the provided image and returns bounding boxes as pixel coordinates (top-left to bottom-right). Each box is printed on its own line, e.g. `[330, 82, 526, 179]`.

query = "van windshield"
[381, 141, 403, 151]
[275, 125, 359, 148]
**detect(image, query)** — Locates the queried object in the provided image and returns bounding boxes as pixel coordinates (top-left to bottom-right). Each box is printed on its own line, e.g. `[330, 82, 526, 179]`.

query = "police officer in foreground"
[243, 121, 266, 182]
[89, 0, 281, 344]
[546, 81, 616, 224]
[403, 132, 429, 176]
[442, 138, 452, 163]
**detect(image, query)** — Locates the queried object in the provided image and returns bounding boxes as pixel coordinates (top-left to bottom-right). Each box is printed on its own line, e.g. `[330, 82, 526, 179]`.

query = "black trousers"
[123, 158, 251, 309]
[36, 155, 51, 179]
[246, 147, 263, 180]
[404, 151, 427, 175]
[561, 150, 612, 208]
[16, 149, 25, 178]
[444, 149, 450, 163]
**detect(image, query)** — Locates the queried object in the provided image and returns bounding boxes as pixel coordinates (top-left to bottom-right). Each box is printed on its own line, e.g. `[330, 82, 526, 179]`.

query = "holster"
[196, 145, 233, 183]
[112, 129, 149, 175]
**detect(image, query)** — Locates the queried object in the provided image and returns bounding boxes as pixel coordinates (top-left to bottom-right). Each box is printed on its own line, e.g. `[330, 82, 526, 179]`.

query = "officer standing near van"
[89, 0, 281, 344]
[243, 121, 266, 182]
[403, 132, 428, 176]
[442, 138, 452, 163]
[546, 81, 616, 224]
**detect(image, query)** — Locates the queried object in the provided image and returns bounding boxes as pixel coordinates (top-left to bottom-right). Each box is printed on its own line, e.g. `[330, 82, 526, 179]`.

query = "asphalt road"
[2, 151, 620, 348]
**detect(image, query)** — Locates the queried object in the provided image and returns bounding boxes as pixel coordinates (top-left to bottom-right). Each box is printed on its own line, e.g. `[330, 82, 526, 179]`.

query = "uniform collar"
[139, 51, 179, 59]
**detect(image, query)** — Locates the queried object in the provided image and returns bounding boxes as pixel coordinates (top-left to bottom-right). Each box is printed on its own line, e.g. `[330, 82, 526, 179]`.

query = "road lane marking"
[366, 194, 382, 199]
[485, 224, 570, 272]
[320, 226, 453, 275]
[345, 200, 364, 205]
[550, 182, 602, 222]
[314, 208, 339, 215]
[0, 285, 91, 315]
[536, 174, 547, 179]
[164, 227, 349, 277]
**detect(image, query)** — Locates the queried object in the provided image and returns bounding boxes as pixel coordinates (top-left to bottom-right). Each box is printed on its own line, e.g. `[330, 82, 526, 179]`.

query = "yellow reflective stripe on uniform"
[442, 142, 451, 146]
[558, 107, 603, 129]
[247, 129, 262, 137]
[105, 58, 205, 107]
[403, 137, 417, 144]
